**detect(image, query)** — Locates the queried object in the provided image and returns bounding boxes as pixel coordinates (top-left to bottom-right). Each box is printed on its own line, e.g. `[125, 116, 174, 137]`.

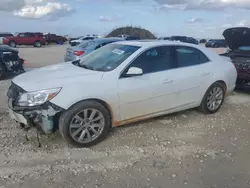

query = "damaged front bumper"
[7, 82, 64, 134]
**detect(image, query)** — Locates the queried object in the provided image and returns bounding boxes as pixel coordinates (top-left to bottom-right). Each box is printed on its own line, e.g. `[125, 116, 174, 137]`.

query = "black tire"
[59, 100, 111, 147]
[199, 82, 225, 114]
[0, 63, 6, 80]
[8, 41, 16, 48]
[33, 41, 42, 48]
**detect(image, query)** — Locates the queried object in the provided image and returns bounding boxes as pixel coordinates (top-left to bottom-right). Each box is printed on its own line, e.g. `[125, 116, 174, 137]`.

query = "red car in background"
[3, 32, 46, 48]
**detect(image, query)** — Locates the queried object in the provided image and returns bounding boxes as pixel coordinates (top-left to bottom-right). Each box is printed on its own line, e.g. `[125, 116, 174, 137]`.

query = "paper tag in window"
[112, 49, 124, 55]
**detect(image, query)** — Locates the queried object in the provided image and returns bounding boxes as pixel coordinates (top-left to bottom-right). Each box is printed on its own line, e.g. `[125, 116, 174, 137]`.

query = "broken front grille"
[2, 51, 19, 62]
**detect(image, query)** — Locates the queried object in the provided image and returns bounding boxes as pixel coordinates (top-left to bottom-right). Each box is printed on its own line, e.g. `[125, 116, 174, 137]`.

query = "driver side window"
[124, 46, 175, 75]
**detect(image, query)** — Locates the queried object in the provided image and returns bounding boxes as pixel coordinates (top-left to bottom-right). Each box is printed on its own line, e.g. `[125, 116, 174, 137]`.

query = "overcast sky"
[1, 0, 250, 38]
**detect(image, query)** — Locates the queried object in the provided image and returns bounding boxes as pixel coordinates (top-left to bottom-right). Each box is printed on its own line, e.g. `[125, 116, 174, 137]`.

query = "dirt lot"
[0, 45, 250, 188]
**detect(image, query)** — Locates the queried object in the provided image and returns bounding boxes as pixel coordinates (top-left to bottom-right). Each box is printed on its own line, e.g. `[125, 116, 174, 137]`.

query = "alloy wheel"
[69, 108, 105, 144]
[36, 42, 41, 47]
[10, 42, 15, 48]
[206, 87, 223, 111]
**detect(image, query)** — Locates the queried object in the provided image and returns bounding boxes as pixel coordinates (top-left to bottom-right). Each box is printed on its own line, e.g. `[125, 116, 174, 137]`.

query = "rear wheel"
[59, 100, 111, 147]
[199, 82, 225, 114]
[9, 41, 16, 48]
[34, 41, 42, 47]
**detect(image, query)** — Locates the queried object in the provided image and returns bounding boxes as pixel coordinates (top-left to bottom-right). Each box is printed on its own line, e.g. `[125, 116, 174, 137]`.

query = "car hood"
[12, 62, 104, 91]
[223, 27, 250, 50]
[0, 45, 18, 53]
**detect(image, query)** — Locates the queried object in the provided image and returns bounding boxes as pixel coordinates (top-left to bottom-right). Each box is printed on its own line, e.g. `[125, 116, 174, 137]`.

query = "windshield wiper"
[72, 60, 80, 66]
[80, 64, 94, 70]
[72, 60, 94, 70]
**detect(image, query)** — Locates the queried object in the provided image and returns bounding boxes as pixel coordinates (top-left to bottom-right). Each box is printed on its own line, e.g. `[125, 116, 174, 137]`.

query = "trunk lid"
[223, 27, 250, 50]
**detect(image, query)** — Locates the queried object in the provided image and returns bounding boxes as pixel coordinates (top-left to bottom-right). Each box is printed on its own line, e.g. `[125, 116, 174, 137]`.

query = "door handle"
[201, 72, 211, 76]
[163, 79, 173, 84]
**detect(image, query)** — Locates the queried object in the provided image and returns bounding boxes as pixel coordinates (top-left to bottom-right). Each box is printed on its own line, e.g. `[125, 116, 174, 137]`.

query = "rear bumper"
[64, 55, 78, 62]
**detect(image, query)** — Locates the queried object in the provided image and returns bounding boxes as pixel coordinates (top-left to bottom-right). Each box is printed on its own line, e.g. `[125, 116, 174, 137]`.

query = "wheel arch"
[215, 80, 227, 93]
[34, 40, 41, 44]
[8, 40, 16, 45]
[200, 80, 227, 105]
[67, 98, 114, 127]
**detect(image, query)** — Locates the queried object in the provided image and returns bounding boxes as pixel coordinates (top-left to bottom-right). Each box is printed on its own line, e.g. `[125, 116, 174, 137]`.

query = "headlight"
[17, 88, 61, 107]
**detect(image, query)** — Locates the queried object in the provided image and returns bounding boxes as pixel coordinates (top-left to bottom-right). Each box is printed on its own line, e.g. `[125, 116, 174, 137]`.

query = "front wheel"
[59, 100, 111, 147]
[9, 41, 16, 48]
[199, 82, 225, 114]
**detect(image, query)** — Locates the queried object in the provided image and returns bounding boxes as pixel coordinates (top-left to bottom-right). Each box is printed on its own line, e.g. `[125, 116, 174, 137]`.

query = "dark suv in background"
[221, 27, 250, 89]
[205, 39, 227, 48]
[44, 33, 67, 44]
[169, 36, 199, 45]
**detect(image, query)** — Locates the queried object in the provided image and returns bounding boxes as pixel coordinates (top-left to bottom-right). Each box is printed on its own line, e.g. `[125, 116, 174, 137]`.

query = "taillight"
[73, 51, 84, 56]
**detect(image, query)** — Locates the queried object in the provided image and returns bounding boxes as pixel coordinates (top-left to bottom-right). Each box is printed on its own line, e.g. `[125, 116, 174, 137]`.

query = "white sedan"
[7, 41, 237, 147]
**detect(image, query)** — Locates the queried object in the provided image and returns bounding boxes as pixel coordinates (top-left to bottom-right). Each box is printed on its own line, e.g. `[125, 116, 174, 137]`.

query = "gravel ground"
[0, 45, 249, 188]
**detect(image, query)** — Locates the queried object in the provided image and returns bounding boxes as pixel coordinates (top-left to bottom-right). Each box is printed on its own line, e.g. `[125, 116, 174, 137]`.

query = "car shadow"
[235, 88, 250, 94]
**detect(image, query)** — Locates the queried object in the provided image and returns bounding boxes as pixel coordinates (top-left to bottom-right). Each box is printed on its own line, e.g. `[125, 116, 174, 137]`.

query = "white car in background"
[7, 41, 237, 147]
[70, 36, 101, 46]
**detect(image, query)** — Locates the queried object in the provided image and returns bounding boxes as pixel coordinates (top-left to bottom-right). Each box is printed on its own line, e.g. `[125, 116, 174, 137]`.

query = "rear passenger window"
[25, 33, 35, 37]
[176, 46, 209, 68]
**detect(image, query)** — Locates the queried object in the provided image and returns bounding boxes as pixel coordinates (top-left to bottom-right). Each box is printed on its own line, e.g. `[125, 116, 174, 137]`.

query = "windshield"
[78, 43, 140, 71]
[78, 41, 91, 48]
[84, 41, 97, 50]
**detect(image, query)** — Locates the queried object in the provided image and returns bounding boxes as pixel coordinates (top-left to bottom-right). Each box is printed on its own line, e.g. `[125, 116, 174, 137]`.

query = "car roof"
[93, 37, 124, 42]
[72, 37, 124, 50]
[114, 40, 200, 48]
[89, 37, 124, 45]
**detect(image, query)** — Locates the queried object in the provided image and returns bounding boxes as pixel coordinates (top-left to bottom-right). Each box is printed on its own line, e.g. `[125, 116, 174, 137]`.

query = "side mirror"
[126, 67, 143, 76]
